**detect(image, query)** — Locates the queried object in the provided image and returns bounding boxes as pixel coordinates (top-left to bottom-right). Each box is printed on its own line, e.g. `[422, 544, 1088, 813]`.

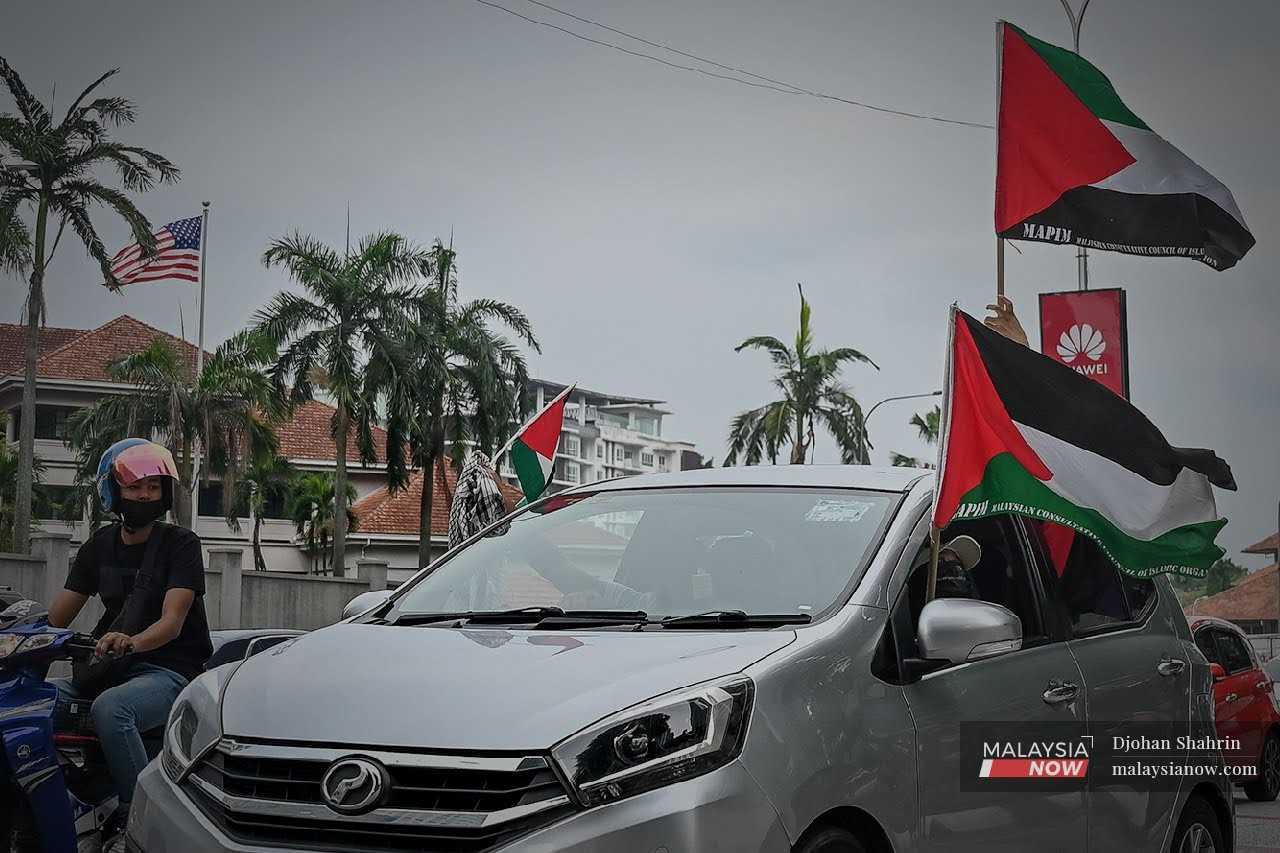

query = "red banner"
[1038, 288, 1129, 398]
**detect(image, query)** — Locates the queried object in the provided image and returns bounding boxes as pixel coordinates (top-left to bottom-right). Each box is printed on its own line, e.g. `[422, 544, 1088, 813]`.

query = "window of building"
[596, 442, 604, 459]
[12, 405, 79, 441]
[198, 482, 250, 518]
[614, 447, 625, 463]
[562, 435, 580, 457]
[641, 451, 655, 467]
[657, 454, 669, 472]
[34, 484, 80, 521]
[636, 416, 658, 436]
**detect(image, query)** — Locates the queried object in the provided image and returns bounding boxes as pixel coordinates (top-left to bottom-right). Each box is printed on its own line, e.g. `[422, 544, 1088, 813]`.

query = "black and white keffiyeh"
[448, 452, 510, 549]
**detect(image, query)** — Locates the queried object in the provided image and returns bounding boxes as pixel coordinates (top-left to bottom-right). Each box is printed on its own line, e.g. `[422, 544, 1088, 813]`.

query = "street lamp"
[864, 390, 942, 427]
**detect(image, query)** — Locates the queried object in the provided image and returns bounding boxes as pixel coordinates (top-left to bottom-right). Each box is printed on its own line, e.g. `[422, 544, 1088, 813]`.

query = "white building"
[500, 380, 702, 491]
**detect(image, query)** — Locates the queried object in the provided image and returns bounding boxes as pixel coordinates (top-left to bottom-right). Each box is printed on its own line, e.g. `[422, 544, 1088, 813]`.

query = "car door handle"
[1157, 658, 1186, 677]
[1225, 693, 1239, 703]
[1257, 681, 1270, 690]
[1043, 681, 1079, 705]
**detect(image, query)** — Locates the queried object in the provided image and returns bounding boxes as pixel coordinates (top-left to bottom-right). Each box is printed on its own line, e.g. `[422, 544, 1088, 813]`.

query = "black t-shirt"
[66, 523, 213, 681]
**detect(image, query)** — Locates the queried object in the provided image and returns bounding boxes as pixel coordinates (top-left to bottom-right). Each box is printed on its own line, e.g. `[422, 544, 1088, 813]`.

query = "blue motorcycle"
[0, 600, 149, 852]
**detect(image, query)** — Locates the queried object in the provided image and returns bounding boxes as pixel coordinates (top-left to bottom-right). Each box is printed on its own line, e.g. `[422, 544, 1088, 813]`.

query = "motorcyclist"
[46, 439, 212, 851]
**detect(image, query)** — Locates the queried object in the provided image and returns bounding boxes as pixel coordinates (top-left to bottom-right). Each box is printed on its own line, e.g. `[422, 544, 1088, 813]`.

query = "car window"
[1036, 532, 1148, 633]
[1217, 630, 1254, 673]
[246, 635, 293, 658]
[206, 638, 251, 668]
[896, 514, 1049, 660]
[1194, 629, 1221, 665]
[392, 488, 896, 620]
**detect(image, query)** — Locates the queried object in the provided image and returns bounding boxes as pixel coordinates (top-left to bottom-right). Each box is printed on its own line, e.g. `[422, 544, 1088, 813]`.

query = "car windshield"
[390, 487, 897, 621]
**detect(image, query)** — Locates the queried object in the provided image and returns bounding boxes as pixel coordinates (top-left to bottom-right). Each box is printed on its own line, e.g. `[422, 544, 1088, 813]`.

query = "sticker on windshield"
[805, 498, 874, 523]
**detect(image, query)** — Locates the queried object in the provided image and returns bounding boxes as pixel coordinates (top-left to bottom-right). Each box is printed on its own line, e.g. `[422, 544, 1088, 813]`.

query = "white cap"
[941, 535, 982, 570]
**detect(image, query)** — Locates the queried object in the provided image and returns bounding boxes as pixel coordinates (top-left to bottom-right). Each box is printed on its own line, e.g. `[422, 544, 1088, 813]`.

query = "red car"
[1192, 616, 1280, 800]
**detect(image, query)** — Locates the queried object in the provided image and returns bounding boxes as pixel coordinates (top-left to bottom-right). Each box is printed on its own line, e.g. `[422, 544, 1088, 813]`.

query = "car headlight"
[0, 634, 23, 658]
[551, 676, 753, 807]
[161, 670, 224, 783]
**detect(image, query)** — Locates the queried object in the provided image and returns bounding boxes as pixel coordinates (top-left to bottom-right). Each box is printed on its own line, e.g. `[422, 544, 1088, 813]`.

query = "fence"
[0, 533, 388, 632]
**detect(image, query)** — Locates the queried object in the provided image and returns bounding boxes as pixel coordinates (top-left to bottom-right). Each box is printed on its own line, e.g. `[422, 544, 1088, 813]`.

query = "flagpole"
[190, 201, 210, 508]
[1061, 0, 1092, 291]
[196, 201, 209, 377]
[996, 237, 1005, 298]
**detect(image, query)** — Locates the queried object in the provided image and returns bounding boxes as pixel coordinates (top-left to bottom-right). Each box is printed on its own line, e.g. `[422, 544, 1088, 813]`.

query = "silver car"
[129, 466, 1232, 852]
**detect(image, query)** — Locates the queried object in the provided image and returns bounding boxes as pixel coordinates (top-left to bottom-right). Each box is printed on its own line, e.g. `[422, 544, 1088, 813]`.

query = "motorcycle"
[0, 600, 154, 852]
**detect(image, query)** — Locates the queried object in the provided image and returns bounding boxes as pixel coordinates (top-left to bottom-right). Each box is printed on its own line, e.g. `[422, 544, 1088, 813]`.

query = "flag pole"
[190, 202, 210, 508]
[996, 237, 1005, 298]
[196, 201, 209, 378]
[927, 526, 941, 601]
[1060, 0, 1092, 291]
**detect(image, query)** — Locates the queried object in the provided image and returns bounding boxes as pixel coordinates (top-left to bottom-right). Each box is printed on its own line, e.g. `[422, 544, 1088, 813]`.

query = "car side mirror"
[1209, 662, 1227, 682]
[917, 598, 1023, 665]
[342, 589, 392, 621]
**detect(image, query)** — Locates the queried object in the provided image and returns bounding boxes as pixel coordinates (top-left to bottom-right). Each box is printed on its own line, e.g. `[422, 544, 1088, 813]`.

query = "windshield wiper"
[385, 611, 474, 626]
[389, 607, 653, 628]
[659, 610, 813, 629]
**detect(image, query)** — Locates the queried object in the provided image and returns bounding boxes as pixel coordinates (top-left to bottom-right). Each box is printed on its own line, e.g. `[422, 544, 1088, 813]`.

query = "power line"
[471, 0, 994, 130]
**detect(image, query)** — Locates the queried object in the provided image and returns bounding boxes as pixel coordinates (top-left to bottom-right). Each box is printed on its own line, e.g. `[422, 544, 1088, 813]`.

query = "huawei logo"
[1056, 324, 1106, 363]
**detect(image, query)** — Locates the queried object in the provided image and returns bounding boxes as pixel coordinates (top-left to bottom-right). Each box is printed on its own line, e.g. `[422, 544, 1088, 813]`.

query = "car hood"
[221, 622, 795, 750]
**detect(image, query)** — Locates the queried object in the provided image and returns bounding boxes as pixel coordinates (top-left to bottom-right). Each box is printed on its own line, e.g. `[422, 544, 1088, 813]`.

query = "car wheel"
[1245, 731, 1280, 801]
[1170, 795, 1224, 853]
[794, 826, 869, 853]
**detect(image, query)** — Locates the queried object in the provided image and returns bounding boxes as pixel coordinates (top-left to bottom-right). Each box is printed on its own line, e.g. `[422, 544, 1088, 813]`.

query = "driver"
[934, 535, 983, 600]
[47, 439, 213, 851]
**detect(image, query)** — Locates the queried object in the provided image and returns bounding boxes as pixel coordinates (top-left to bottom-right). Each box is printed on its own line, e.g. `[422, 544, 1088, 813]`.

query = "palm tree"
[287, 472, 357, 575]
[0, 58, 179, 553]
[725, 286, 878, 466]
[234, 454, 295, 571]
[891, 405, 941, 469]
[378, 240, 538, 567]
[63, 331, 281, 527]
[255, 231, 427, 574]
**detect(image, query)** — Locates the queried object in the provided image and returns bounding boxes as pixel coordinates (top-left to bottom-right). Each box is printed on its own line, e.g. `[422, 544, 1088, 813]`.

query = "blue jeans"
[53, 663, 189, 807]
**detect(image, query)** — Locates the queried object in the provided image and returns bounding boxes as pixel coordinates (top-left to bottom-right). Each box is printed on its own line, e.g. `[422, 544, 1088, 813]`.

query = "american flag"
[109, 216, 202, 286]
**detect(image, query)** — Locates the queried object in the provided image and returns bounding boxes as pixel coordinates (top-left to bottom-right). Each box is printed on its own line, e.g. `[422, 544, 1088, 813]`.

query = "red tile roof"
[1185, 564, 1280, 622]
[0, 315, 207, 384]
[1245, 533, 1279, 556]
[0, 323, 86, 377]
[276, 400, 391, 464]
[352, 461, 523, 537]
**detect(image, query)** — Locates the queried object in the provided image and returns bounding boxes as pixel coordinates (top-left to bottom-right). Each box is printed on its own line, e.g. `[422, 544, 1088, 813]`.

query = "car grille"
[181, 738, 575, 852]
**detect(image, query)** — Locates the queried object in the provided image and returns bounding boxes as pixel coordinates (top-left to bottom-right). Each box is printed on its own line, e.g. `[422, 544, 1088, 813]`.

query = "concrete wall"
[0, 535, 387, 634]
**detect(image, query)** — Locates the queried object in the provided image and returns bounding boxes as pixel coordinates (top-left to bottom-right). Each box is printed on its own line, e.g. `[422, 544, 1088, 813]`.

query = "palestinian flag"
[996, 22, 1254, 271]
[505, 385, 574, 503]
[932, 309, 1235, 577]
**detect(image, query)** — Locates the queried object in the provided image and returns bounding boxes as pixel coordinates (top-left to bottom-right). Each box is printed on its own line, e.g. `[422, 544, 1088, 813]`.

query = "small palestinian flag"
[932, 309, 1235, 578]
[505, 385, 574, 503]
[996, 22, 1254, 271]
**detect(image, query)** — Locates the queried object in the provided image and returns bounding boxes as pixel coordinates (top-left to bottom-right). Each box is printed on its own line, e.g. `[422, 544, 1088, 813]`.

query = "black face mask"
[118, 498, 167, 531]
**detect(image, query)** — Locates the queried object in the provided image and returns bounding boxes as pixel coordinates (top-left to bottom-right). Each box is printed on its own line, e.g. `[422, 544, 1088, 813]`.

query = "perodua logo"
[1056, 324, 1106, 363]
[320, 757, 388, 815]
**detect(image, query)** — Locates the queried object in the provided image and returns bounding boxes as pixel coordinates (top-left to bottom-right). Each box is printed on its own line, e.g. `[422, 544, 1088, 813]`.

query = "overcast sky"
[4, 0, 1277, 565]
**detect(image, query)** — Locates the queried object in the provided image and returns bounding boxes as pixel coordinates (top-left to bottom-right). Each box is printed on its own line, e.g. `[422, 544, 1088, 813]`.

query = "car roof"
[1190, 616, 1249, 637]
[567, 464, 933, 494]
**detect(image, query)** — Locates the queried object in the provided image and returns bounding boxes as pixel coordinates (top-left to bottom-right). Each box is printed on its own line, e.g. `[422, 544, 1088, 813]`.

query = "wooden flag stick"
[996, 236, 1006, 298]
[926, 526, 941, 601]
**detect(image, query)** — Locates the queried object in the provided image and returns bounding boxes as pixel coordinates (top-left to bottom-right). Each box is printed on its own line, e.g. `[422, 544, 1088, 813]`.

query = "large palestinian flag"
[996, 22, 1254, 271]
[505, 385, 574, 503]
[932, 309, 1235, 577]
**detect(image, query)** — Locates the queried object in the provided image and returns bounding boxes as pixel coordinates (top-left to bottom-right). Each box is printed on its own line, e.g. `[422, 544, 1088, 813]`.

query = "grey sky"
[4, 0, 1277, 564]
